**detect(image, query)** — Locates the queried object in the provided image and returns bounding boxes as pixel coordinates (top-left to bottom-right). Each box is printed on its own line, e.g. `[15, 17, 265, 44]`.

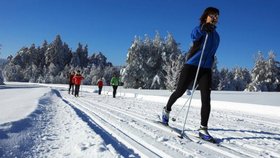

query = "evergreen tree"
[232, 67, 251, 91]
[122, 32, 184, 89]
[211, 56, 220, 90]
[0, 45, 5, 84]
[146, 31, 165, 89]
[0, 58, 4, 85]
[45, 35, 71, 68]
[163, 32, 184, 90]
[247, 51, 280, 91]
[266, 51, 280, 91]
[3, 47, 29, 81]
[0, 69, 3, 85]
[89, 52, 110, 68]
[84, 51, 115, 85]
[122, 36, 145, 88]
[218, 68, 234, 90]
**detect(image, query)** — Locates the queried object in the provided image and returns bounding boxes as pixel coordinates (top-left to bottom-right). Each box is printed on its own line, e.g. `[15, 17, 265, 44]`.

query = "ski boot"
[186, 89, 191, 95]
[198, 126, 216, 143]
[162, 106, 170, 125]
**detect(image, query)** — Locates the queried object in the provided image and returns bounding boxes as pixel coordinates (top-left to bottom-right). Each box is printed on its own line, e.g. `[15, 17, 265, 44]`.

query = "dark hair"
[200, 7, 219, 25]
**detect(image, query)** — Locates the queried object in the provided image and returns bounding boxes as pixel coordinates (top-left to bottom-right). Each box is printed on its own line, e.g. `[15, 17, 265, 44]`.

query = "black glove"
[201, 23, 216, 33]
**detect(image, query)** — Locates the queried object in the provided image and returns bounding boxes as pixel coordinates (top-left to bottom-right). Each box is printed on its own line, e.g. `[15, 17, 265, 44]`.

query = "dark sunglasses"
[209, 14, 219, 19]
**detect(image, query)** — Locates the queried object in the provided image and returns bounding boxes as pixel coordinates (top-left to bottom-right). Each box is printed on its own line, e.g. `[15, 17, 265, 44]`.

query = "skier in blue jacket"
[162, 7, 220, 140]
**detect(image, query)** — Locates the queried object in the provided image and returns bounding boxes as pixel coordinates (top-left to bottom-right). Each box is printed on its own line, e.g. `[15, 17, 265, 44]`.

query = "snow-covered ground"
[0, 82, 279, 158]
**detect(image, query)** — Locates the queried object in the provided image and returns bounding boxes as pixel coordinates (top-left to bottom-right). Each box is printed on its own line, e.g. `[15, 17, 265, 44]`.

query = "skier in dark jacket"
[68, 71, 75, 95]
[162, 7, 220, 141]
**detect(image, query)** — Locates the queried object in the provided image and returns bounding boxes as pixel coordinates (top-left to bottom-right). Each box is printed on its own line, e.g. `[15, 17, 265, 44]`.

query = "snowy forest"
[1, 35, 119, 86]
[1, 33, 280, 91]
[121, 32, 280, 91]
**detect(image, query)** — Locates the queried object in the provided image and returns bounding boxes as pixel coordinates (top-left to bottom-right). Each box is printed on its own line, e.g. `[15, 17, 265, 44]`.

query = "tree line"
[121, 32, 280, 91]
[1, 33, 280, 91]
[2, 35, 118, 86]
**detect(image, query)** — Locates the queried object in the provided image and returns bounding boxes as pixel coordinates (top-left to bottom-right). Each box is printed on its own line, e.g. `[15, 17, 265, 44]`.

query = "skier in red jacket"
[97, 78, 103, 95]
[73, 70, 84, 97]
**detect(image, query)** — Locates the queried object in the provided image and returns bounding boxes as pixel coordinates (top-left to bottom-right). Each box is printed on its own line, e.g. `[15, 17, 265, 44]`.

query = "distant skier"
[73, 70, 84, 97]
[97, 78, 103, 95]
[161, 7, 220, 141]
[110, 74, 119, 98]
[68, 71, 75, 95]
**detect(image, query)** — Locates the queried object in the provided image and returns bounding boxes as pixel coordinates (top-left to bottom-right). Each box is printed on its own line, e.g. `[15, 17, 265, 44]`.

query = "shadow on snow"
[52, 89, 140, 158]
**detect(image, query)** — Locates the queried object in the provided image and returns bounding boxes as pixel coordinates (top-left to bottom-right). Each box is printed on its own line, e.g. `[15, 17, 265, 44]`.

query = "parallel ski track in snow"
[62, 95, 181, 158]
[61, 90, 280, 158]
[61, 92, 252, 158]
[77, 97, 259, 158]
[92, 96, 280, 158]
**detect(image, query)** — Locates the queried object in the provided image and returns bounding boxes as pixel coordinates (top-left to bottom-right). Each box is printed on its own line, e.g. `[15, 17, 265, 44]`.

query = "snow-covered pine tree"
[70, 43, 88, 68]
[266, 51, 280, 91]
[77, 43, 89, 68]
[0, 59, 4, 85]
[146, 31, 165, 89]
[79, 66, 90, 85]
[45, 35, 72, 70]
[86, 52, 112, 85]
[122, 32, 184, 89]
[3, 47, 30, 81]
[0, 57, 4, 84]
[0, 69, 3, 85]
[89, 52, 110, 68]
[45, 35, 72, 83]
[232, 67, 251, 91]
[246, 52, 266, 91]
[218, 68, 234, 90]
[122, 36, 145, 88]
[162, 32, 184, 90]
[23, 44, 38, 82]
[246, 51, 280, 91]
[211, 56, 220, 90]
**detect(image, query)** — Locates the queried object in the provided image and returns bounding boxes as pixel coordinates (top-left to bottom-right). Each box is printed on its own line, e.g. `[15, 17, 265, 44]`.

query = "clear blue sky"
[1, 0, 279, 69]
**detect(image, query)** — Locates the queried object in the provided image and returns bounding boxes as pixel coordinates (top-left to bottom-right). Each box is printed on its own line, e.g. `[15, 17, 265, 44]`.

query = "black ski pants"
[98, 86, 103, 95]
[74, 85, 81, 97]
[112, 86, 118, 98]
[69, 83, 74, 94]
[166, 64, 212, 127]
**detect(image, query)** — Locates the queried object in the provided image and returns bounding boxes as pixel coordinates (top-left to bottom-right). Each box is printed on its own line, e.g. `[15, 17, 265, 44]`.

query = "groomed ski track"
[57, 89, 280, 158]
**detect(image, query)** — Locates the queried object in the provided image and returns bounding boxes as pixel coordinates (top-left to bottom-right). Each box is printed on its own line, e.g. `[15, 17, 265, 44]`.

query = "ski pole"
[180, 34, 209, 137]
[171, 84, 199, 122]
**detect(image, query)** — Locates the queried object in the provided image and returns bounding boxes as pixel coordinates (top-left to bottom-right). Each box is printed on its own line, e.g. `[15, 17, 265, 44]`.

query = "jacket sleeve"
[191, 26, 206, 42]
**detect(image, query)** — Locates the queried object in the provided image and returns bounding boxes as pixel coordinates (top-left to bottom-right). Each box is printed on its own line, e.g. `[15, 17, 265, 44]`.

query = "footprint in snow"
[157, 136, 169, 142]
[95, 144, 107, 152]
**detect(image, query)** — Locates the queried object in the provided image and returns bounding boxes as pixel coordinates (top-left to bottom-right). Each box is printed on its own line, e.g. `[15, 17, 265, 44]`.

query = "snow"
[0, 83, 49, 124]
[1, 82, 280, 158]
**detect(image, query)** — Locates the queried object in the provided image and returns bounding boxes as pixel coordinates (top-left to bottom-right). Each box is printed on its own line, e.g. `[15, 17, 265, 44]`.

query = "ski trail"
[62, 91, 247, 157]
[100, 92, 280, 157]
[60, 90, 280, 158]
[62, 95, 177, 158]
[79, 96, 254, 158]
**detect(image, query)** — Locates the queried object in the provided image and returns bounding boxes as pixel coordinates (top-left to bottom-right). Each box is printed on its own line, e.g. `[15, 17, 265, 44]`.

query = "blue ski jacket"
[186, 25, 220, 69]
